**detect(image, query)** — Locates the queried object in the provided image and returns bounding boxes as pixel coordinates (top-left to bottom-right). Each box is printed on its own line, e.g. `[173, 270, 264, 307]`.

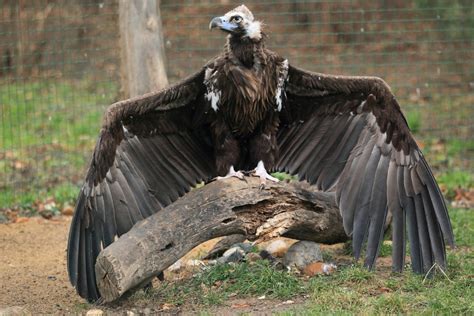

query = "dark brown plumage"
[67, 5, 454, 302]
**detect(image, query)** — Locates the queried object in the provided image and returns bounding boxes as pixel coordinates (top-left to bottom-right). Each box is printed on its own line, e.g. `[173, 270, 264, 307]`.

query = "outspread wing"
[67, 68, 217, 302]
[277, 65, 454, 273]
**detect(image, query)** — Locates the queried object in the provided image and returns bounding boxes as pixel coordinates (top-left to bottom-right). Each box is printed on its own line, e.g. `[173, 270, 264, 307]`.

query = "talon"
[215, 166, 246, 181]
[251, 161, 280, 185]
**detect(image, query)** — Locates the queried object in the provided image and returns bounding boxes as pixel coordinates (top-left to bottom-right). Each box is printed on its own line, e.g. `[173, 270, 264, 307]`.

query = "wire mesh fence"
[0, 0, 472, 208]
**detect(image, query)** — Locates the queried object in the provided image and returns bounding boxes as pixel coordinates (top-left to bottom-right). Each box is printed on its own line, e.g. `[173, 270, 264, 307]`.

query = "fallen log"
[95, 177, 347, 302]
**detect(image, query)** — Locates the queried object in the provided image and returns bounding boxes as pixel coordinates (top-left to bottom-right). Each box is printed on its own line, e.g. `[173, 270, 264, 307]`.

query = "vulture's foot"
[215, 166, 246, 181]
[251, 161, 279, 188]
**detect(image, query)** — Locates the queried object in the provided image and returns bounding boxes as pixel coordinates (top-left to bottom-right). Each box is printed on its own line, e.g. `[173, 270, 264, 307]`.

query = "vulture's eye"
[231, 16, 242, 23]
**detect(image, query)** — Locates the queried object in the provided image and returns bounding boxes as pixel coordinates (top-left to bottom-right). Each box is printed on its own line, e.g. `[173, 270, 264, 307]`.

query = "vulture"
[67, 5, 454, 302]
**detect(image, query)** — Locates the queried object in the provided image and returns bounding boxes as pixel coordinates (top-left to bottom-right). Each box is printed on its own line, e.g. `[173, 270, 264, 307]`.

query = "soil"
[0, 217, 82, 314]
[0, 217, 306, 315]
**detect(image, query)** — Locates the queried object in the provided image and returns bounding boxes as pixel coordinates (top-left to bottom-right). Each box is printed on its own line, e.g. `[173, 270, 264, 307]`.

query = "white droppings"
[206, 89, 221, 112]
[204, 67, 221, 112]
[275, 59, 289, 111]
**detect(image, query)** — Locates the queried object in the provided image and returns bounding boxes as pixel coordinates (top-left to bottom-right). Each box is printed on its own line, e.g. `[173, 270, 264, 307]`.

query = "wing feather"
[278, 64, 454, 273]
[67, 68, 217, 302]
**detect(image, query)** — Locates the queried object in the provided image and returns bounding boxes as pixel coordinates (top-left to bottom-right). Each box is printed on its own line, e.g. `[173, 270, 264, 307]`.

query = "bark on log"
[95, 177, 347, 302]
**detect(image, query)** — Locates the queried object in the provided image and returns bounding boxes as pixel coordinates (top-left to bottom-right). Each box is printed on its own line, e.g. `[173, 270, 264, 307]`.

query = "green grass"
[438, 170, 473, 200]
[449, 207, 474, 247]
[125, 207, 473, 314]
[406, 110, 422, 134]
[0, 79, 118, 209]
[133, 260, 305, 307]
[0, 82, 472, 213]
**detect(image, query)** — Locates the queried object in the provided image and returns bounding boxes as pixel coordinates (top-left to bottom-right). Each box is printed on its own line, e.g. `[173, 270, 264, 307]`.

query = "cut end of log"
[95, 255, 123, 303]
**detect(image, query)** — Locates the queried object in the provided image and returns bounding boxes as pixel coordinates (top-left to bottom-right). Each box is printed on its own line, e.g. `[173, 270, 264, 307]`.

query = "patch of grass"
[378, 241, 393, 257]
[406, 110, 422, 133]
[449, 207, 474, 247]
[125, 208, 473, 314]
[437, 170, 473, 200]
[0, 79, 118, 208]
[272, 172, 297, 181]
[140, 260, 304, 307]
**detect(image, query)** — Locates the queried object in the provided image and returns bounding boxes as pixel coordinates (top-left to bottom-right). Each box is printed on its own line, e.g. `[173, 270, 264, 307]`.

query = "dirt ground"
[0, 217, 83, 314]
[0, 217, 305, 315]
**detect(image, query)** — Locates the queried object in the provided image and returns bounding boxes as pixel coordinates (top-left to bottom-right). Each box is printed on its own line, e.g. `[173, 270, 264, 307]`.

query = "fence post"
[119, 0, 168, 98]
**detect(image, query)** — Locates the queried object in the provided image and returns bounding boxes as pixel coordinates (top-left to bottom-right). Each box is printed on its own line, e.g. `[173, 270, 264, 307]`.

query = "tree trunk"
[119, 0, 168, 98]
[95, 177, 347, 302]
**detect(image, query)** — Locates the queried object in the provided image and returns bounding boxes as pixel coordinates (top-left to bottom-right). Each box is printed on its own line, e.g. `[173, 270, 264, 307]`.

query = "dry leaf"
[303, 262, 337, 276]
[161, 303, 174, 310]
[61, 205, 74, 216]
[14, 217, 30, 223]
[231, 303, 250, 308]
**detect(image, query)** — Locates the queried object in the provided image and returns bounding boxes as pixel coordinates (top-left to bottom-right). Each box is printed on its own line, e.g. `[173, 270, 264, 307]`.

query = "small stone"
[283, 241, 322, 270]
[0, 213, 9, 223]
[0, 306, 30, 316]
[167, 259, 183, 272]
[186, 259, 205, 267]
[203, 234, 246, 259]
[161, 303, 174, 310]
[217, 247, 245, 263]
[86, 309, 104, 316]
[303, 262, 337, 276]
[265, 239, 291, 257]
[126, 311, 136, 316]
[39, 210, 54, 220]
[245, 252, 262, 262]
[232, 242, 254, 253]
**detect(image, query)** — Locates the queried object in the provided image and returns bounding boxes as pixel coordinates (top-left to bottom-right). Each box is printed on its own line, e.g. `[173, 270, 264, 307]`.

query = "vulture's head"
[209, 5, 262, 41]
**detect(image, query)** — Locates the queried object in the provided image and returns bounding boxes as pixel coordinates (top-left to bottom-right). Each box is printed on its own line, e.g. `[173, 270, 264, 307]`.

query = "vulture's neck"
[226, 35, 265, 69]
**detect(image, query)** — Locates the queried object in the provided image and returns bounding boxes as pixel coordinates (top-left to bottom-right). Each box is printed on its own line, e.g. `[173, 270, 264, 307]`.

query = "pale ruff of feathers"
[275, 59, 289, 111]
[245, 21, 262, 40]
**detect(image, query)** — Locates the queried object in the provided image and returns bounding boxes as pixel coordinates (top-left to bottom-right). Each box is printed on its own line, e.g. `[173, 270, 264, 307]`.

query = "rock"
[303, 262, 337, 276]
[283, 241, 322, 270]
[259, 250, 287, 270]
[186, 259, 205, 267]
[39, 210, 54, 220]
[85, 309, 104, 316]
[0, 306, 30, 316]
[0, 213, 9, 224]
[245, 252, 262, 262]
[167, 259, 183, 272]
[232, 242, 254, 253]
[264, 239, 291, 257]
[203, 234, 246, 259]
[217, 247, 245, 263]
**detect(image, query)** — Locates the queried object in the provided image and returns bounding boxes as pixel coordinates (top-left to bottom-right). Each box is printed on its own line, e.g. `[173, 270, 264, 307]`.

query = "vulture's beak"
[209, 16, 238, 32]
